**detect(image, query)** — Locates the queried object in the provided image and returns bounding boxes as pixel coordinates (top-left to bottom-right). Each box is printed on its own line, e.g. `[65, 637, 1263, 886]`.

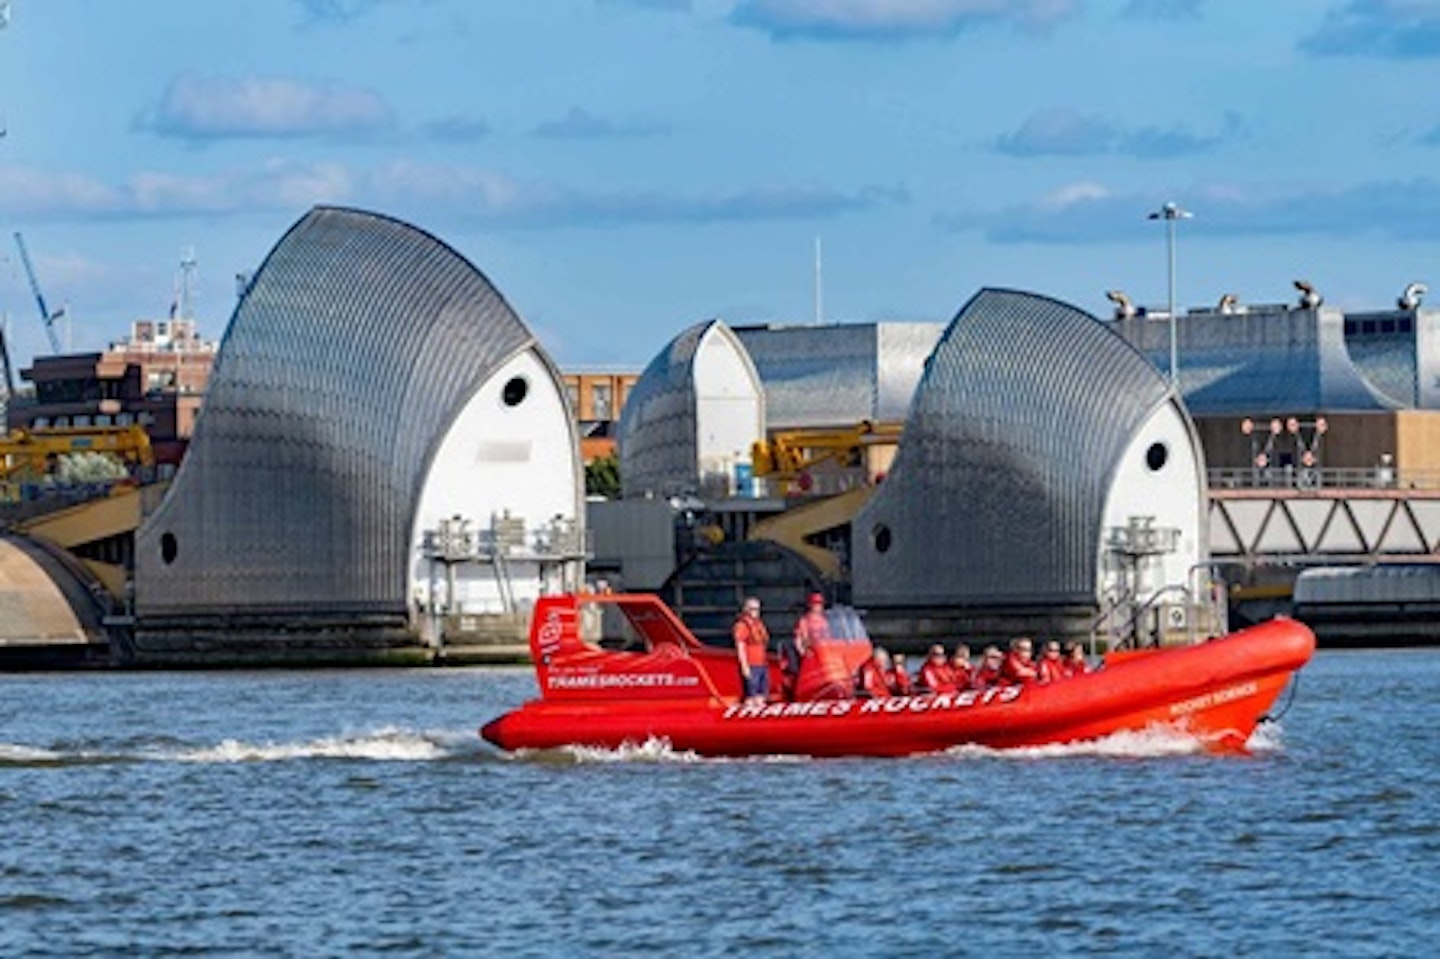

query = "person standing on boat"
[792, 592, 831, 651]
[733, 596, 771, 706]
[780, 592, 828, 700]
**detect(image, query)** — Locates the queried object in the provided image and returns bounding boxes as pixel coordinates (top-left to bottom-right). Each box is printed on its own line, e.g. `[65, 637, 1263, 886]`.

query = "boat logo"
[722, 685, 1022, 721]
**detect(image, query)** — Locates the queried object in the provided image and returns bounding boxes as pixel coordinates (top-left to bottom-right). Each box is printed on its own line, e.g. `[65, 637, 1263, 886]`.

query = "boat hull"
[481, 615, 1315, 758]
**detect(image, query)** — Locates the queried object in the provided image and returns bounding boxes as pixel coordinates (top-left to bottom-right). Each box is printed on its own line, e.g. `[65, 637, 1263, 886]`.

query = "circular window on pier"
[1146, 442, 1169, 472]
[502, 376, 529, 407]
[160, 532, 178, 565]
[872, 523, 892, 554]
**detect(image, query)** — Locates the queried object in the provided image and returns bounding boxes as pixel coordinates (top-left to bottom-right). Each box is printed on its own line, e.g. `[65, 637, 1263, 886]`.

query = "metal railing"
[1207, 466, 1440, 492]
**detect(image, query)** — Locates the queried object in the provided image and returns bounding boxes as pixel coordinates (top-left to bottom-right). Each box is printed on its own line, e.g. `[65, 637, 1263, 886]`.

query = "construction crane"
[13, 232, 64, 353]
[1, 424, 155, 480]
[750, 421, 905, 484]
[0, 318, 14, 397]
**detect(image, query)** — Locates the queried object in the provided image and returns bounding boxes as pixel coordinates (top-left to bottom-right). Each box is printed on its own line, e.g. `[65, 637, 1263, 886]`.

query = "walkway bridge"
[1209, 468, 1440, 567]
[1208, 468, 1440, 635]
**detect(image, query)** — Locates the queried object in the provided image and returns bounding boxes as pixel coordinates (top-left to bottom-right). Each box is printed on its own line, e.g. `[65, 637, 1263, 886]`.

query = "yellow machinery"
[750, 420, 904, 483]
[1, 424, 155, 481]
[745, 421, 906, 580]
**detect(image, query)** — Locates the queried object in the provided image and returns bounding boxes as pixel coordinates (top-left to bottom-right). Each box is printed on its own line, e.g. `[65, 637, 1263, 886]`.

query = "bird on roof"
[1106, 289, 1136, 319]
[1399, 282, 1428, 310]
[1218, 293, 1240, 314]
[1294, 279, 1322, 309]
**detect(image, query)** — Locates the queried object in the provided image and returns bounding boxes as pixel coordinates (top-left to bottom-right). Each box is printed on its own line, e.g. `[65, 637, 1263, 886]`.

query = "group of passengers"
[733, 592, 1091, 705]
[857, 636, 1090, 699]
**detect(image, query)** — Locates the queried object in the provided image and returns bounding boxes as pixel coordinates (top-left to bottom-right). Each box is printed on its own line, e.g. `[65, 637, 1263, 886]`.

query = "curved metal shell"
[853, 289, 1173, 607]
[1341, 308, 1440, 408]
[732, 322, 944, 429]
[1111, 306, 1396, 414]
[618, 319, 763, 499]
[135, 206, 538, 615]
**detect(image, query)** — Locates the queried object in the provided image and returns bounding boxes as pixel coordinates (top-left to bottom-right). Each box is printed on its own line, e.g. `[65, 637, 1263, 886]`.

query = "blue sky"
[2, 0, 1440, 372]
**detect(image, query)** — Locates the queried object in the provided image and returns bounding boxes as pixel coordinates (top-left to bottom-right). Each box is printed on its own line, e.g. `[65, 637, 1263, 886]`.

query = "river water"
[2, 649, 1436, 958]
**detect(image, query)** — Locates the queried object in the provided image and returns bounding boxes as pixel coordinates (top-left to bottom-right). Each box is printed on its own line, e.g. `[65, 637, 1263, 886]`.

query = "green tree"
[585, 454, 621, 499]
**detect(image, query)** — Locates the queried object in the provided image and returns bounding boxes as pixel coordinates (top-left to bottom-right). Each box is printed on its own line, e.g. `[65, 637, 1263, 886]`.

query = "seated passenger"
[950, 645, 974, 690]
[890, 652, 916, 696]
[1063, 642, 1091, 677]
[1001, 637, 1039, 684]
[856, 647, 893, 699]
[972, 645, 1004, 688]
[919, 644, 958, 693]
[1035, 640, 1065, 683]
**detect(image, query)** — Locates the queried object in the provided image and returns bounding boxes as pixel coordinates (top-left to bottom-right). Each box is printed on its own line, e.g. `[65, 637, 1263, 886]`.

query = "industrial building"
[601, 291, 1209, 649]
[1, 206, 585, 664]
[852, 288, 1207, 644]
[128, 206, 585, 663]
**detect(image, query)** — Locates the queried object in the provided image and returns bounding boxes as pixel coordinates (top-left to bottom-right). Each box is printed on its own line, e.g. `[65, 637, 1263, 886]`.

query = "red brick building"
[7, 319, 218, 466]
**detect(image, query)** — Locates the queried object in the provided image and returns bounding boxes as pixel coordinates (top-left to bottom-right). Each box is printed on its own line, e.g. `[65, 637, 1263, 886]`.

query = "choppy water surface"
[2, 651, 1437, 957]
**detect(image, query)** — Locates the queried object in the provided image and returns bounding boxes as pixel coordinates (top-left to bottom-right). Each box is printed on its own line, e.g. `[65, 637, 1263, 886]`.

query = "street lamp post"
[1147, 201, 1192, 390]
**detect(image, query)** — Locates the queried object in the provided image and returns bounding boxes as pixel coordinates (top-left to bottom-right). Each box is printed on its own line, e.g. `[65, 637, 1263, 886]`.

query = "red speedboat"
[480, 593, 1315, 758]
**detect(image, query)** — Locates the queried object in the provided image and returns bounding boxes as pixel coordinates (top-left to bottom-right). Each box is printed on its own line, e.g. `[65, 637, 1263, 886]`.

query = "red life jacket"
[972, 663, 1002, 689]
[919, 661, 957, 693]
[951, 663, 974, 689]
[733, 616, 770, 667]
[794, 610, 831, 647]
[890, 667, 915, 696]
[857, 660, 890, 698]
[1036, 656, 1065, 684]
[1001, 652, 1038, 684]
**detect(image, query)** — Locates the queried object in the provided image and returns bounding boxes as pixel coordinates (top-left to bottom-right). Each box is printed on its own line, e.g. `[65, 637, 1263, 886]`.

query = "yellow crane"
[1, 424, 154, 480]
[750, 420, 904, 481]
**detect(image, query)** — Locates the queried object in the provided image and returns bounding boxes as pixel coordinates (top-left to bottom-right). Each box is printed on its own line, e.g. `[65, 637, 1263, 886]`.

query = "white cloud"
[143, 74, 396, 141]
[0, 161, 354, 218]
[1040, 181, 1111, 210]
[0, 159, 898, 228]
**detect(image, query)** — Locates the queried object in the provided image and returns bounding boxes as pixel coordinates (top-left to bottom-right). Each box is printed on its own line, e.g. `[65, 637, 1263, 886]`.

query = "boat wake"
[945, 722, 1285, 761]
[0, 727, 483, 767]
[500, 724, 1285, 764]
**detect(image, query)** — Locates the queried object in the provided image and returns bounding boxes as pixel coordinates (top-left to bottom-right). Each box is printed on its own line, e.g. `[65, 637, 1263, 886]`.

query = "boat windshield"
[824, 605, 869, 642]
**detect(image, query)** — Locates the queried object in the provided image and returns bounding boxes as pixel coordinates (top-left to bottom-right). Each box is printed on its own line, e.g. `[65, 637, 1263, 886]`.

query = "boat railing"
[1093, 583, 1200, 651]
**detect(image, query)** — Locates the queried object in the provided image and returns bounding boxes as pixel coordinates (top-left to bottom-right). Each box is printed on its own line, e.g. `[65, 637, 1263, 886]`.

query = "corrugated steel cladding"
[616, 320, 708, 499]
[1110, 306, 1396, 414]
[135, 206, 534, 615]
[854, 289, 1170, 608]
[732, 322, 944, 429]
[1342, 310, 1426, 408]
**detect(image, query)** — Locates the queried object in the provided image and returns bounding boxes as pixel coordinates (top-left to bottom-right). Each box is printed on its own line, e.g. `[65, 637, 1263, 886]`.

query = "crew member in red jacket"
[1001, 637, 1039, 684]
[733, 596, 771, 706]
[950, 645, 974, 690]
[919, 644, 957, 693]
[972, 646, 1004, 688]
[1035, 640, 1065, 683]
[856, 647, 893, 698]
[792, 592, 831, 650]
[1063, 641, 1091, 677]
[890, 653, 916, 696]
